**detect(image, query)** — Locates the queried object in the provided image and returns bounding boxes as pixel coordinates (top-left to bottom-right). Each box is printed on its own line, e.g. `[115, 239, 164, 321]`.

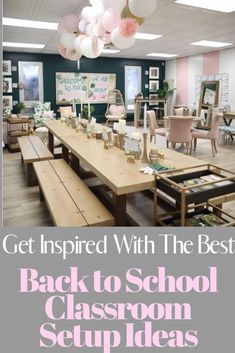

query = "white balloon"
[66, 48, 81, 61]
[101, 0, 126, 12]
[74, 36, 85, 54]
[128, 0, 157, 18]
[81, 6, 99, 22]
[60, 32, 76, 49]
[80, 36, 104, 58]
[90, 0, 105, 17]
[78, 19, 87, 33]
[111, 27, 135, 50]
[86, 22, 95, 36]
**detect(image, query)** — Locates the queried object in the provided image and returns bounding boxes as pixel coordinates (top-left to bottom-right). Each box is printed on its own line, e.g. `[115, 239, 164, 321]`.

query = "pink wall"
[176, 57, 189, 105]
[203, 51, 220, 75]
[174, 51, 221, 105]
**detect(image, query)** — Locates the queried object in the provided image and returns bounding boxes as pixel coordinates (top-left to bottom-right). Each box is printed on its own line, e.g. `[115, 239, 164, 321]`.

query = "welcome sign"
[56, 72, 116, 104]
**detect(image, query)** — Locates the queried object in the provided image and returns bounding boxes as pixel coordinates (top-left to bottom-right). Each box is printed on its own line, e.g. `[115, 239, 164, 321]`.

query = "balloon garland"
[57, 0, 157, 61]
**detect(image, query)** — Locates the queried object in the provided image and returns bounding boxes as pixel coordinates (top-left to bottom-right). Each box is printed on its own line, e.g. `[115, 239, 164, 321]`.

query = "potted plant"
[15, 102, 26, 115]
[82, 104, 95, 119]
[157, 81, 176, 99]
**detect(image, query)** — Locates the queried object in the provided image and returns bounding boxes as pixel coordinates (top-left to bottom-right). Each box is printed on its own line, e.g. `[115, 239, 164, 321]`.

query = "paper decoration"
[56, 72, 116, 104]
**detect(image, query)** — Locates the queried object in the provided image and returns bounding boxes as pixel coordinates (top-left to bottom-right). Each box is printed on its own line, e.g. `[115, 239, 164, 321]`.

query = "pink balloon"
[57, 20, 66, 34]
[102, 9, 121, 33]
[66, 48, 82, 61]
[62, 14, 79, 33]
[58, 44, 68, 59]
[96, 19, 106, 37]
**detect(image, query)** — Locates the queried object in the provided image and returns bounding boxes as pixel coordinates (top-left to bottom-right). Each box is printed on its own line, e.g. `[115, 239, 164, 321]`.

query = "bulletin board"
[56, 72, 116, 104]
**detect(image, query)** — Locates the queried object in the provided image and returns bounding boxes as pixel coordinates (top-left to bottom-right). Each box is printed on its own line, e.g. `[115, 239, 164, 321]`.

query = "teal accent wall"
[3, 51, 165, 123]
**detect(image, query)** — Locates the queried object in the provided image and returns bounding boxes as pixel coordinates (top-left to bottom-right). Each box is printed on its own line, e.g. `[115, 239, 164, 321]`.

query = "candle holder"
[119, 133, 125, 150]
[107, 131, 113, 147]
[141, 132, 149, 164]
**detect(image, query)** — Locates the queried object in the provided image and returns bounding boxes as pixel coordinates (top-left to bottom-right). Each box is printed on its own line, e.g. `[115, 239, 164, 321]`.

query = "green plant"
[157, 81, 176, 99]
[15, 102, 25, 113]
[82, 104, 95, 118]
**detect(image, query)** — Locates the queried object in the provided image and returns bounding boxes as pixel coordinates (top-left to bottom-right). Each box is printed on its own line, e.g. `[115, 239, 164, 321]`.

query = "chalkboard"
[56, 72, 116, 104]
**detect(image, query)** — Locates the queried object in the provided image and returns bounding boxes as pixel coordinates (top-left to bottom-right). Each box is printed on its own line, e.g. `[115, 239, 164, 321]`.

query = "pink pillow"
[109, 104, 124, 116]
[43, 110, 54, 119]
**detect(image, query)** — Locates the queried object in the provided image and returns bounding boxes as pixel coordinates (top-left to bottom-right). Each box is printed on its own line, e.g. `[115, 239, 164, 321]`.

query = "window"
[125, 66, 142, 111]
[18, 61, 44, 106]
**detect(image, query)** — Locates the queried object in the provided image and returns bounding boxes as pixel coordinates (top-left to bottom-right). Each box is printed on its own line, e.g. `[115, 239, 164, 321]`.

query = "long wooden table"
[44, 120, 203, 225]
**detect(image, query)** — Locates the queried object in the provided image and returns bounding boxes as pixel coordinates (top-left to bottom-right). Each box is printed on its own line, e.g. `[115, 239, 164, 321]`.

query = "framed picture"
[149, 67, 159, 79]
[149, 80, 159, 92]
[149, 94, 159, 106]
[3, 60, 12, 76]
[3, 77, 13, 93]
[2, 95, 13, 110]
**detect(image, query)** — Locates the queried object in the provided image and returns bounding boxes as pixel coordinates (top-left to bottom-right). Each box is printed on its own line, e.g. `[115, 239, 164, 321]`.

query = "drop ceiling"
[3, 0, 235, 59]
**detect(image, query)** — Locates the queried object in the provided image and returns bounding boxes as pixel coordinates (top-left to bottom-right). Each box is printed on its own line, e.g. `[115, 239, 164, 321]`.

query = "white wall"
[188, 55, 203, 107]
[165, 59, 176, 115]
[220, 48, 235, 111]
[166, 47, 235, 116]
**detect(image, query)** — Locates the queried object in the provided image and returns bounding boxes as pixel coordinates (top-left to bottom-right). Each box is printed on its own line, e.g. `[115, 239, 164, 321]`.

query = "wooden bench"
[33, 159, 114, 227]
[18, 135, 54, 186]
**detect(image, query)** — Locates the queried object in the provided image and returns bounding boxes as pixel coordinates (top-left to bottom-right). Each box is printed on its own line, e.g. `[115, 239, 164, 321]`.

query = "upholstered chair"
[191, 113, 222, 157]
[33, 102, 60, 147]
[166, 116, 193, 154]
[174, 107, 189, 116]
[105, 89, 126, 126]
[59, 106, 73, 118]
[33, 102, 54, 128]
[147, 110, 167, 143]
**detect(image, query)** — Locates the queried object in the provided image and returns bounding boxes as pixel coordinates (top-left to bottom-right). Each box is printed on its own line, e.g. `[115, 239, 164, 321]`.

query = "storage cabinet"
[155, 164, 235, 226]
[7, 117, 29, 152]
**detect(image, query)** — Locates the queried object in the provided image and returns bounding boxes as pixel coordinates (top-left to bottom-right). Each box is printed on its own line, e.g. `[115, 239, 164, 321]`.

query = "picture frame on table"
[3, 60, 12, 76]
[3, 77, 13, 93]
[2, 95, 13, 110]
[149, 94, 159, 106]
[149, 67, 159, 79]
[149, 80, 159, 93]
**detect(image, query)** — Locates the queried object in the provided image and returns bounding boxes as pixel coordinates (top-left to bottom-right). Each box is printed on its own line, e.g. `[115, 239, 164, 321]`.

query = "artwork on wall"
[56, 72, 116, 104]
[2, 60, 12, 76]
[2, 95, 13, 110]
[3, 77, 13, 93]
[149, 80, 159, 92]
[149, 67, 159, 79]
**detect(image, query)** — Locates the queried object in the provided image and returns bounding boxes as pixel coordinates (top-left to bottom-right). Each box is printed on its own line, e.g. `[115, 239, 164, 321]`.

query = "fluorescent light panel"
[3, 17, 58, 30]
[191, 40, 232, 48]
[146, 53, 178, 58]
[136, 33, 162, 40]
[102, 49, 120, 54]
[3, 42, 45, 49]
[175, 0, 235, 13]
